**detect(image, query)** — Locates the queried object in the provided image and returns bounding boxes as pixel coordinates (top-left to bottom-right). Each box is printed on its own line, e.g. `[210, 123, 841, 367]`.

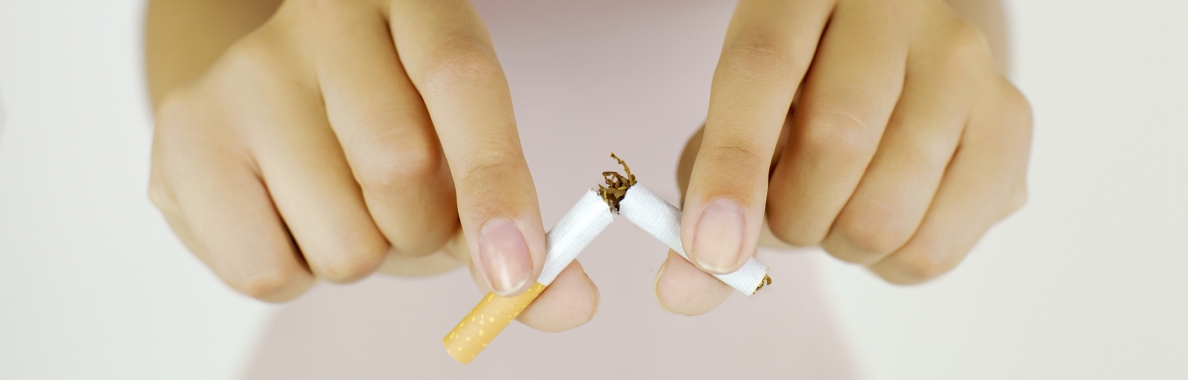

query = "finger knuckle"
[228, 269, 299, 299]
[765, 210, 824, 248]
[148, 92, 198, 216]
[1006, 180, 1029, 215]
[394, 222, 457, 257]
[218, 34, 289, 80]
[420, 36, 502, 90]
[354, 134, 445, 195]
[702, 142, 767, 173]
[1000, 81, 1035, 128]
[836, 206, 915, 260]
[883, 243, 954, 284]
[768, 228, 807, 248]
[154, 87, 200, 129]
[311, 242, 386, 283]
[941, 22, 993, 68]
[799, 109, 878, 161]
[147, 179, 177, 214]
[760, 204, 826, 247]
[456, 149, 523, 189]
[719, 28, 797, 78]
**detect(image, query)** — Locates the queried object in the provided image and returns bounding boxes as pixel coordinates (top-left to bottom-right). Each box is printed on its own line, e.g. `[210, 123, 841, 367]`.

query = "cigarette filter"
[618, 184, 771, 296]
[444, 189, 614, 364]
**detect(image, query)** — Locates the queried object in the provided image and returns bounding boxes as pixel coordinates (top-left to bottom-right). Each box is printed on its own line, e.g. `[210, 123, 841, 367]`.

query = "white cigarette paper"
[537, 189, 617, 285]
[618, 184, 770, 296]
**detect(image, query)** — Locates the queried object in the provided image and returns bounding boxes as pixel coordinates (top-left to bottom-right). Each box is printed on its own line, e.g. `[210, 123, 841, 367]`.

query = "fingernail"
[478, 218, 532, 296]
[692, 198, 746, 273]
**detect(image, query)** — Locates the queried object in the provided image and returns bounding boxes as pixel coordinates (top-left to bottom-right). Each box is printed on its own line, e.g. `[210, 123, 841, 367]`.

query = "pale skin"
[147, 0, 1030, 331]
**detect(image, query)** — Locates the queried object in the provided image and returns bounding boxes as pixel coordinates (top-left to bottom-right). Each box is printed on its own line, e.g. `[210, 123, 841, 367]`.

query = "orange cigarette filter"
[444, 283, 546, 364]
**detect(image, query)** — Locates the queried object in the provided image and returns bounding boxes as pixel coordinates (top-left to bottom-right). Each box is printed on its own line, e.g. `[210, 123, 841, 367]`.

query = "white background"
[1, 0, 1185, 379]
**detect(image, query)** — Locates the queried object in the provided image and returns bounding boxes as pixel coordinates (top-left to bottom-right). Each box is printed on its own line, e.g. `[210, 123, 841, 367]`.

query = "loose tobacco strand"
[598, 153, 636, 212]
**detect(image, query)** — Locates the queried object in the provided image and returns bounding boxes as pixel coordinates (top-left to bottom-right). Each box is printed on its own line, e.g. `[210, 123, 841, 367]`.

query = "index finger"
[386, 0, 545, 297]
[682, 0, 834, 274]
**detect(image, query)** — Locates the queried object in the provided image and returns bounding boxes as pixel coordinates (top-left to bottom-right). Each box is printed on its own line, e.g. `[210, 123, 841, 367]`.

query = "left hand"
[661, 0, 1032, 315]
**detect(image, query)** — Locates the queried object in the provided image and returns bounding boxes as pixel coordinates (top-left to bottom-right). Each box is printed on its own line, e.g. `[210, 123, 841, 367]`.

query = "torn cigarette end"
[616, 182, 772, 296]
[444, 282, 546, 364]
[599, 154, 772, 295]
[598, 153, 636, 212]
[755, 275, 772, 292]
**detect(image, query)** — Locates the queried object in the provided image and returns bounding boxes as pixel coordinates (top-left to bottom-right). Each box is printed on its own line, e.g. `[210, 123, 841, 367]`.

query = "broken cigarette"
[443, 154, 771, 364]
[598, 153, 770, 296]
[618, 184, 771, 296]
[443, 189, 615, 364]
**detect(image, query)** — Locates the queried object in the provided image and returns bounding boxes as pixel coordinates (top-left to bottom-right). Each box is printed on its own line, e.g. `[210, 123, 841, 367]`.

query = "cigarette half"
[618, 183, 771, 296]
[444, 189, 614, 364]
[443, 282, 545, 364]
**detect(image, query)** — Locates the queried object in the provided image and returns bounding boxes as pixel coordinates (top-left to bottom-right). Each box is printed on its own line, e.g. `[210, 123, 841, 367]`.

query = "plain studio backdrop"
[1, 0, 1185, 379]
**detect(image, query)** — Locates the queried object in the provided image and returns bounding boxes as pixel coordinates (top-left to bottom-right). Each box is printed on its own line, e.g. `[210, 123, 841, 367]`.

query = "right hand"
[664, 0, 1030, 316]
[149, 0, 597, 332]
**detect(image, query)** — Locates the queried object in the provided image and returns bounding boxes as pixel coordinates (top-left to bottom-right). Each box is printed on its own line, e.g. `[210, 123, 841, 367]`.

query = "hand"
[148, 0, 596, 331]
[662, 0, 1032, 315]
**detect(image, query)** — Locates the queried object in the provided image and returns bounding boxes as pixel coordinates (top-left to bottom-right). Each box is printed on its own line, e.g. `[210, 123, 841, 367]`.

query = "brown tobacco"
[598, 153, 636, 212]
[756, 274, 772, 292]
